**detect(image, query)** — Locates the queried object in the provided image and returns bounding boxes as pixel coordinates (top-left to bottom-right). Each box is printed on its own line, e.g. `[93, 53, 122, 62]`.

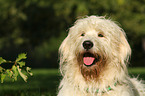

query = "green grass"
[129, 67, 145, 80]
[0, 69, 61, 96]
[0, 68, 145, 96]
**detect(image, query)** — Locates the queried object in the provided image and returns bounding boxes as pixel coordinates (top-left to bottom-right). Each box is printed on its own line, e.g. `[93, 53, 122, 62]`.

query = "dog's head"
[59, 16, 131, 81]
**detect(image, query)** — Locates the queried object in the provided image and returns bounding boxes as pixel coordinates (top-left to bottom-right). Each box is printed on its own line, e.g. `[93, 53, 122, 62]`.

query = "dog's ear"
[59, 35, 70, 75]
[119, 31, 131, 66]
[59, 36, 70, 64]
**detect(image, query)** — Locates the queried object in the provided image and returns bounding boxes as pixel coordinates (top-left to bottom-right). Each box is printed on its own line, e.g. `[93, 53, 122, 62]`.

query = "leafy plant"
[0, 53, 33, 83]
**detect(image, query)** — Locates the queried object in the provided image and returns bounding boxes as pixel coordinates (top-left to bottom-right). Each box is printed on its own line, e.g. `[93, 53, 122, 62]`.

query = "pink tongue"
[83, 57, 95, 65]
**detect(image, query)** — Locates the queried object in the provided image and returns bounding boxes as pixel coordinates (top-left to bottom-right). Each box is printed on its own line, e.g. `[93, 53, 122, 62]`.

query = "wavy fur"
[57, 16, 145, 96]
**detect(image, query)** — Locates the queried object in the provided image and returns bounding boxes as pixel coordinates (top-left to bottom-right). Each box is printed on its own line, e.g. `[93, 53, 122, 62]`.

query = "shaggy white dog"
[57, 16, 145, 96]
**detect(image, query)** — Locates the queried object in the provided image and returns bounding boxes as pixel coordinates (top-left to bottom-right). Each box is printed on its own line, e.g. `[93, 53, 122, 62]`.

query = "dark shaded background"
[0, 0, 145, 68]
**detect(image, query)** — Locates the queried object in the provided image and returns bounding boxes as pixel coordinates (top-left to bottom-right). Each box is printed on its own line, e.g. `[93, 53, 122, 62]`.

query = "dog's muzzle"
[81, 40, 99, 66]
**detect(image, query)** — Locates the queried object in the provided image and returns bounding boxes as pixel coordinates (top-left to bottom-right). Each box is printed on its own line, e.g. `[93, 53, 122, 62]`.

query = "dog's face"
[59, 16, 131, 81]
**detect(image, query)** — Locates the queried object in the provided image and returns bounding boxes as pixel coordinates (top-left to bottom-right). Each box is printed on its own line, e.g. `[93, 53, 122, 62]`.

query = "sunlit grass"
[129, 67, 145, 80]
[129, 67, 145, 74]
[0, 68, 144, 96]
[0, 69, 60, 96]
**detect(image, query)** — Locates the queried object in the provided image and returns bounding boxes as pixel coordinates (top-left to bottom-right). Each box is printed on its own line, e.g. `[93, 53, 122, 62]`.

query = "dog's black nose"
[83, 40, 93, 50]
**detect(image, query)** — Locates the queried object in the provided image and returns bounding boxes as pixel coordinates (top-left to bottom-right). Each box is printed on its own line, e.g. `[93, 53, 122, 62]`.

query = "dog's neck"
[86, 82, 118, 94]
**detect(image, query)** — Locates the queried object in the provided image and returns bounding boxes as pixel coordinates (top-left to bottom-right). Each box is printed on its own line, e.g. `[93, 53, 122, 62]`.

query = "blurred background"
[0, 0, 145, 96]
[0, 0, 145, 68]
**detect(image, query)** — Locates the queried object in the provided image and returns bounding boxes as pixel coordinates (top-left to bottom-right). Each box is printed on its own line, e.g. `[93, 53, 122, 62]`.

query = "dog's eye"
[98, 33, 104, 37]
[81, 33, 85, 36]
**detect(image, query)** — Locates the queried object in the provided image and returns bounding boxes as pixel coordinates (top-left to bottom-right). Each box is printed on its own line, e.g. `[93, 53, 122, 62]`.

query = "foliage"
[0, 53, 33, 83]
[0, 0, 144, 67]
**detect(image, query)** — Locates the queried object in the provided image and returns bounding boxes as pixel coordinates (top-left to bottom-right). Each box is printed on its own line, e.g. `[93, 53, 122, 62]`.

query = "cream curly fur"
[57, 16, 145, 96]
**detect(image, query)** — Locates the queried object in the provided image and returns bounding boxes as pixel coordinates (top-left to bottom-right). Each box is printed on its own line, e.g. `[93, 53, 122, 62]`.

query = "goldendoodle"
[57, 16, 145, 96]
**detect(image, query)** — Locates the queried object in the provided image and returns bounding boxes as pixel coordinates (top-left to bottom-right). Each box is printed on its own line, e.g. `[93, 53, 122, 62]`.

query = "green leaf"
[12, 66, 18, 81]
[26, 67, 33, 76]
[16, 53, 27, 62]
[0, 67, 3, 72]
[1, 73, 6, 83]
[17, 66, 28, 82]
[6, 70, 13, 77]
[0, 57, 6, 64]
[18, 61, 25, 67]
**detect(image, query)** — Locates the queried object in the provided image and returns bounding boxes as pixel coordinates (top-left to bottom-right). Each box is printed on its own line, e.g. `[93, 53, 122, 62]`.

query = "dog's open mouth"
[83, 52, 99, 66]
